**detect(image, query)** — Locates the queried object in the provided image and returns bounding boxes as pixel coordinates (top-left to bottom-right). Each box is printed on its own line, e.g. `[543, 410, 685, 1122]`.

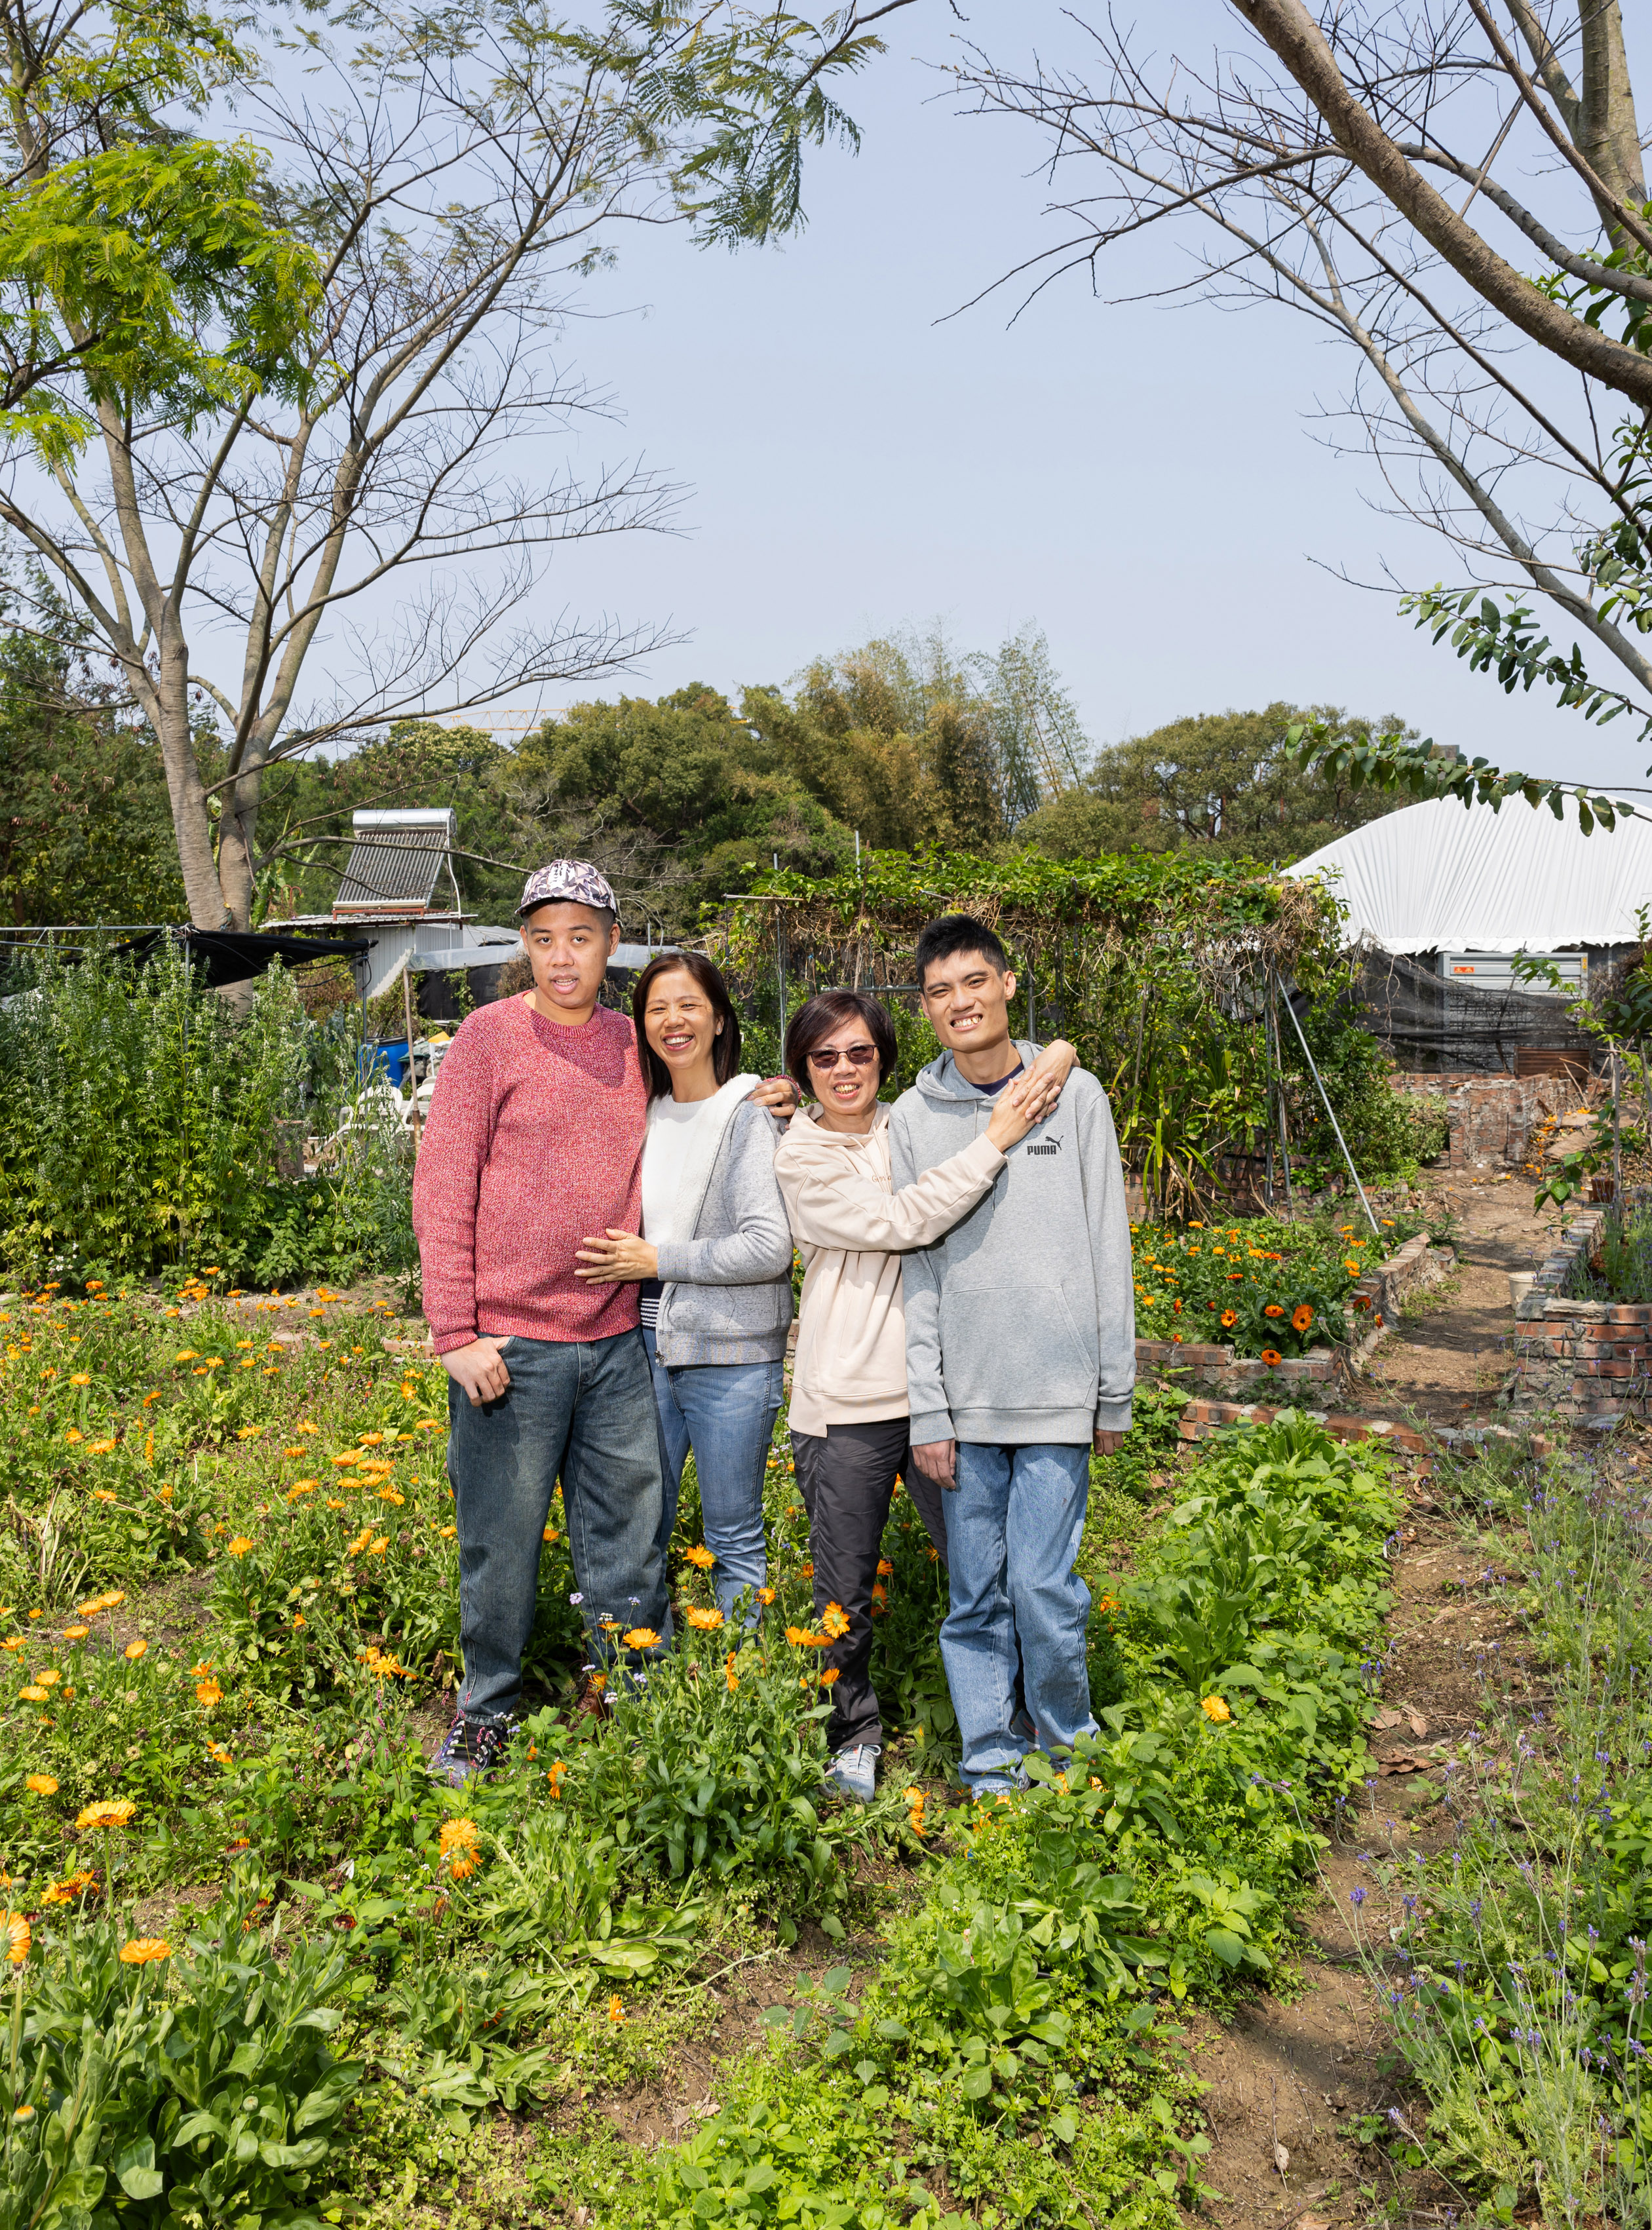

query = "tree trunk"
[1579, 1, 1647, 223]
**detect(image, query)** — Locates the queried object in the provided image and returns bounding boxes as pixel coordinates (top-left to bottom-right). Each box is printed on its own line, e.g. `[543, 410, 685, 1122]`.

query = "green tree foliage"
[1018, 702, 1413, 864]
[0, 583, 184, 925]
[513, 684, 853, 934]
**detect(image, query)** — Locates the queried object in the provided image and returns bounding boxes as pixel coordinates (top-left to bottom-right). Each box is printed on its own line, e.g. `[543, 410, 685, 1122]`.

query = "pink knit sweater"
[411, 997, 647, 1353]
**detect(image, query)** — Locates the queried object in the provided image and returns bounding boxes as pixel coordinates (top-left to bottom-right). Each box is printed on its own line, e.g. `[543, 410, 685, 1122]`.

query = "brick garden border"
[1507, 1206, 1652, 1421]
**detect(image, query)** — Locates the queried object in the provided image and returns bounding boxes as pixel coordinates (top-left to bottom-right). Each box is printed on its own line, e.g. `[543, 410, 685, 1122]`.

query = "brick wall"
[1393, 1071, 1598, 1170]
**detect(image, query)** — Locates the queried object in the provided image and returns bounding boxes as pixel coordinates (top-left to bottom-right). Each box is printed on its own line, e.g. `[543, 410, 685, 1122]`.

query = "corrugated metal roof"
[333, 809, 455, 916]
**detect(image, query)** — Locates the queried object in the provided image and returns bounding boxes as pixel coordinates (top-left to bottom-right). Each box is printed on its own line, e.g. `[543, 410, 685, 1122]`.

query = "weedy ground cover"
[0, 1276, 1403, 2228]
[1350, 1434, 1652, 2228]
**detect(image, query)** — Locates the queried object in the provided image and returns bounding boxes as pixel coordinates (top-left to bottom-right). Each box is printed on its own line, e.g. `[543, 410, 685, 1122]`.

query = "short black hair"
[631, 951, 742, 1102]
[914, 914, 1010, 990]
[784, 991, 898, 1095]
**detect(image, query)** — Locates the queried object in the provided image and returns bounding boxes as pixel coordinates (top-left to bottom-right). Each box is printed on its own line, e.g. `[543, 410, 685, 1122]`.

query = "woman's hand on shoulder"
[1010, 1039, 1078, 1123]
[748, 1074, 801, 1114]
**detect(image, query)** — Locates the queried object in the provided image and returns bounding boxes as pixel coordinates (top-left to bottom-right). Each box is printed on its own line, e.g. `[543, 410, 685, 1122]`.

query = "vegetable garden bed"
[0, 1276, 1407, 2228]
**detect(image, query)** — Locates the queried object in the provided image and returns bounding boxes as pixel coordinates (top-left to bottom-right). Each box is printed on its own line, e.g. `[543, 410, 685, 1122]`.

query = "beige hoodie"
[774, 1103, 1005, 1436]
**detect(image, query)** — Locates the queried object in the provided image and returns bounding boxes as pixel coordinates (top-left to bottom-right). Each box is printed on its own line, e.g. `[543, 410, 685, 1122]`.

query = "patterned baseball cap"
[517, 858, 621, 923]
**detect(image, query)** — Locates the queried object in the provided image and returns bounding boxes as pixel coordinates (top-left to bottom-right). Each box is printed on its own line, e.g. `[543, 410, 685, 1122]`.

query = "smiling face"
[642, 967, 723, 1098]
[805, 1020, 883, 1133]
[918, 948, 1018, 1060]
[520, 902, 618, 1020]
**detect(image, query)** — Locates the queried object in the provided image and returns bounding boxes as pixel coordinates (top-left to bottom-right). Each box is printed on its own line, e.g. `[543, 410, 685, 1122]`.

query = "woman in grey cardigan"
[574, 952, 791, 1621]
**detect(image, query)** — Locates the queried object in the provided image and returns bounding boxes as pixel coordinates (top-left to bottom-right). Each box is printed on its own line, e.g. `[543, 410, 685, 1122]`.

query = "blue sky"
[524, 1, 1652, 792]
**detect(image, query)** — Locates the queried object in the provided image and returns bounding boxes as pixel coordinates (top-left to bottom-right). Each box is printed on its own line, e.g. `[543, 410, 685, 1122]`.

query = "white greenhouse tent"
[1284, 794, 1652, 1073]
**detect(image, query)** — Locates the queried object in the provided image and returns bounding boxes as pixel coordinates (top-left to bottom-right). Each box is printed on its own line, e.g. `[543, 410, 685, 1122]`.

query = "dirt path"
[1191, 1174, 1568, 2226]
[1365, 1177, 1561, 1425]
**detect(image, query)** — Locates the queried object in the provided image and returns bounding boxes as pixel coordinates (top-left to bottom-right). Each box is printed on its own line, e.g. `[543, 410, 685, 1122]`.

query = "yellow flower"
[235, 1426, 263, 1440]
[124, 1640, 147, 1661]
[34, 1669, 60, 1687]
[621, 1627, 661, 1649]
[607, 1994, 624, 2026]
[3, 1912, 29, 1964]
[24, 1773, 57, 1794]
[438, 1523, 457, 1539]
[282, 1446, 304, 1458]
[358, 1432, 383, 1446]
[369, 1537, 388, 1556]
[39, 1870, 96, 1906]
[195, 1680, 223, 1708]
[439, 1817, 482, 1879]
[725, 1651, 739, 1693]
[683, 1605, 723, 1631]
[207, 1740, 233, 1765]
[331, 1453, 358, 1468]
[820, 1602, 851, 1639]
[287, 1481, 317, 1501]
[75, 1799, 136, 1830]
[174, 1351, 199, 1363]
[18, 1685, 47, 1701]
[225, 1537, 253, 1558]
[64, 1428, 83, 1444]
[92, 1489, 117, 1503]
[683, 1545, 716, 1569]
[756, 1586, 775, 1605]
[416, 1418, 444, 1432]
[379, 1489, 406, 1505]
[119, 1937, 171, 1965]
[68, 1371, 90, 1386]
[60, 1626, 88, 1640]
[1201, 1695, 1231, 1724]
[1, 1637, 26, 1651]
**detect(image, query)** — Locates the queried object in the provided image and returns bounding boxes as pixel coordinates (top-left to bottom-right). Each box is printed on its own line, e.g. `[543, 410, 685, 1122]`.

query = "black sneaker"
[431, 1713, 511, 1788]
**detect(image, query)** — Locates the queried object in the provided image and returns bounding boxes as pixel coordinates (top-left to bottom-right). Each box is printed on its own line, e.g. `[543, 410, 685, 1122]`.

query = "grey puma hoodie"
[887, 1041, 1135, 1446]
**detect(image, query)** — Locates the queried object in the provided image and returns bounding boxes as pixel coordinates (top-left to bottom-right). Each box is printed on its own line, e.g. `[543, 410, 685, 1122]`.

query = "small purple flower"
[569, 1591, 584, 1605]
[1351, 1886, 1368, 1908]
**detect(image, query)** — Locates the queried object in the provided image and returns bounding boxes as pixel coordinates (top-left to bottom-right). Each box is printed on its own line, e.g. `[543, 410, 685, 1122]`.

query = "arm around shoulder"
[1072, 1073, 1136, 1434]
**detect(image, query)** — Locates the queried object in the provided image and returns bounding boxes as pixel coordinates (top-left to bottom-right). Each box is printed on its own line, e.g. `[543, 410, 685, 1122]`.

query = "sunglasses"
[806, 1043, 879, 1070]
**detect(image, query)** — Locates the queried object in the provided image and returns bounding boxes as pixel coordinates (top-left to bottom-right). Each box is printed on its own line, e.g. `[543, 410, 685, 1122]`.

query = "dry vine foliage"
[716, 851, 1357, 1214]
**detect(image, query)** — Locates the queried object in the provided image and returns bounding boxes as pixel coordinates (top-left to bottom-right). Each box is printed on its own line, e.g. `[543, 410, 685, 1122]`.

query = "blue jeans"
[446, 1328, 668, 1720]
[643, 1329, 782, 1622]
[940, 1441, 1098, 1793]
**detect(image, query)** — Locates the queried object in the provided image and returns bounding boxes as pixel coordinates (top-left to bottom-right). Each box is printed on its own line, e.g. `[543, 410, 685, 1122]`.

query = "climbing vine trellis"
[710, 850, 1363, 1214]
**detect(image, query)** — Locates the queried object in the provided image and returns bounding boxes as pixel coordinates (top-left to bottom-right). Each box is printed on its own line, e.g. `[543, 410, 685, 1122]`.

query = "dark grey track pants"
[792, 1419, 949, 1753]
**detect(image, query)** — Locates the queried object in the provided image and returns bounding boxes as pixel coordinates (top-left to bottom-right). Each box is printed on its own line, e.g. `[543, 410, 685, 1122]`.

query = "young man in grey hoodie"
[889, 914, 1135, 1798]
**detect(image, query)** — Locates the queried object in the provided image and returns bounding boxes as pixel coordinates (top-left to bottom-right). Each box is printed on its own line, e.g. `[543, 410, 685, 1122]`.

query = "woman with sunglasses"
[774, 993, 1075, 1801]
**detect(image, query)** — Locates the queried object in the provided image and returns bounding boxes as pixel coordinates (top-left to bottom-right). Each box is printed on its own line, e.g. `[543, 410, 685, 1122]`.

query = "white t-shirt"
[640, 1096, 711, 1324]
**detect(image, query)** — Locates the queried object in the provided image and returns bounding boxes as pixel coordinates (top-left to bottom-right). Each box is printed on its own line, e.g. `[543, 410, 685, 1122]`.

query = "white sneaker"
[825, 1744, 879, 1803]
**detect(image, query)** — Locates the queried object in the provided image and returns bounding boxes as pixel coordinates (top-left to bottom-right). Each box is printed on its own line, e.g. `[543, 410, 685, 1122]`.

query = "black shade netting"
[1354, 949, 1599, 1075]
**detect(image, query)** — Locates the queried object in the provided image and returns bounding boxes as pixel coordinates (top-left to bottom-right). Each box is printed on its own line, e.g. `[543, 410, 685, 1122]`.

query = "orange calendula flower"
[876, 1559, 894, 1577]
[1220, 1309, 1238, 1328]
[438, 1817, 482, 1879]
[607, 1994, 624, 2026]
[621, 1626, 660, 1650]
[225, 1537, 253, 1558]
[797, 1561, 814, 1579]
[1201, 1695, 1231, 1723]
[92, 1488, 117, 1503]
[546, 1761, 567, 1797]
[1263, 1303, 1284, 1318]
[1, 1637, 26, 1651]
[683, 1545, 716, 1569]
[207, 1740, 233, 1765]
[683, 1605, 724, 1631]
[820, 1603, 851, 1638]
[39, 1870, 96, 1906]
[124, 1640, 147, 1661]
[725, 1651, 739, 1693]
[60, 1625, 88, 1640]
[3, 1912, 29, 1964]
[34, 1669, 59, 1687]
[756, 1586, 775, 1605]
[819, 1666, 840, 1687]
[18, 1685, 47, 1702]
[75, 1799, 136, 1830]
[1260, 1348, 1283, 1367]
[119, 1937, 171, 1965]
[24, 1773, 57, 1794]
[196, 1680, 223, 1708]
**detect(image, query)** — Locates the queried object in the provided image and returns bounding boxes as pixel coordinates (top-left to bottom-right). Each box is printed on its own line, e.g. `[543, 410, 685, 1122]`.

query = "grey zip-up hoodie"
[888, 1041, 1135, 1446]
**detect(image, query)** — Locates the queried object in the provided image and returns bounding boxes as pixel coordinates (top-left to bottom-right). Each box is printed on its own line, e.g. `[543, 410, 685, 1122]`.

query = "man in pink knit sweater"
[412, 860, 668, 1785]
